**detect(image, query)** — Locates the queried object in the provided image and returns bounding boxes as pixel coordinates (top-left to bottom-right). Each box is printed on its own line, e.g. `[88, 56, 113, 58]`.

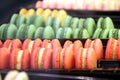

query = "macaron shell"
[42, 48, 52, 69]
[3, 40, 12, 48]
[75, 47, 83, 69]
[116, 39, 120, 59]
[21, 49, 30, 70]
[15, 72, 29, 80]
[11, 39, 22, 51]
[86, 48, 97, 69]
[0, 47, 9, 69]
[32, 38, 42, 53]
[22, 39, 32, 50]
[63, 46, 74, 69]
[31, 47, 40, 70]
[0, 40, 3, 48]
[63, 40, 73, 48]
[41, 39, 51, 48]
[51, 39, 62, 49]
[93, 39, 104, 59]
[52, 47, 62, 69]
[10, 48, 20, 69]
[105, 38, 116, 60]
[84, 39, 92, 48]
[73, 40, 83, 56]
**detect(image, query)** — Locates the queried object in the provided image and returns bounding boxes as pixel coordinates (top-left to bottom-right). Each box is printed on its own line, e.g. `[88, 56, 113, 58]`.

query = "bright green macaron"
[42, 26, 55, 39]
[26, 14, 36, 25]
[6, 24, 17, 39]
[0, 24, 8, 39]
[108, 29, 118, 39]
[70, 17, 79, 29]
[100, 29, 109, 39]
[79, 28, 90, 38]
[96, 17, 104, 29]
[92, 28, 102, 38]
[34, 15, 44, 28]
[63, 15, 72, 27]
[34, 27, 44, 39]
[63, 27, 73, 39]
[77, 18, 85, 30]
[73, 28, 80, 39]
[56, 27, 64, 39]
[46, 16, 54, 27]
[10, 13, 18, 25]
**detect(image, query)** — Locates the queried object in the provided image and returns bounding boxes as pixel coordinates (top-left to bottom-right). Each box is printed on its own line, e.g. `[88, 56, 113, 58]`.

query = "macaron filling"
[38, 48, 45, 69]
[28, 41, 34, 53]
[82, 49, 87, 69]
[16, 50, 23, 69]
[112, 40, 117, 59]
[60, 49, 64, 69]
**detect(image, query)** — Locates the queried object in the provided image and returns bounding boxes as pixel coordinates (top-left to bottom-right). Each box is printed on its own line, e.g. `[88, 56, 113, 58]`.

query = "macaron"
[35, 1, 43, 8]
[6, 24, 17, 39]
[10, 14, 18, 25]
[79, 29, 90, 38]
[51, 10, 58, 18]
[70, 17, 79, 29]
[63, 15, 72, 27]
[92, 28, 102, 38]
[10, 48, 30, 70]
[63, 46, 74, 69]
[42, 26, 55, 39]
[77, 18, 85, 29]
[51, 39, 62, 49]
[75, 47, 97, 69]
[0, 47, 9, 69]
[63, 40, 73, 48]
[34, 27, 44, 39]
[19, 8, 27, 15]
[96, 17, 104, 29]
[84, 39, 104, 60]
[52, 47, 62, 69]
[0, 24, 8, 39]
[31, 47, 52, 70]
[34, 15, 44, 28]
[16, 24, 27, 39]
[63, 27, 73, 39]
[105, 38, 119, 60]
[73, 28, 80, 39]
[15, 72, 29, 80]
[41, 39, 51, 48]
[26, 9, 35, 17]
[26, 14, 36, 25]
[100, 29, 109, 39]
[56, 28, 64, 39]
[4, 70, 19, 80]
[36, 8, 44, 15]
[108, 29, 118, 39]
[3, 40, 12, 48]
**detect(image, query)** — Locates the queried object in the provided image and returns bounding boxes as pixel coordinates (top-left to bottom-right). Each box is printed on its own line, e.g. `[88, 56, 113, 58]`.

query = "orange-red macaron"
[0, 47, 9, 69]
[41, 39, 51, 48]
[10, 48, 30, 70]
[31, 47, 52, 70]
[3, 40, 12, 48]
[84, 39, 104, 60]
[63, 40, 73, 48]
[105, 38, 118, 60]
[51, 39, 62, 49]
[75, 47, 97, 69]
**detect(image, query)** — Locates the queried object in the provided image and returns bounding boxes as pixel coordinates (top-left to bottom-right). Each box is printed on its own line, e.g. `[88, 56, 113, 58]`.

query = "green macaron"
[96, 17, 104, 29]
[108, 29, 118, 39]
[6, 24, 17, 39]
[10, 13, 18, 25]
[70, 17, 79, 29]
[26, 14, 36, 25]
[34, 27, 44, 39]
[16, 14, 26, 28]
[63, 27, 73, 39]
[42, 26, 55, 39]
[118, 29, 120, 39]
[102, 17, 114, 30]
[79, 28, 90, 38]
[73, 28, 80, 39]
[63, 15, 72, 27]
[46, 16, 54, 27]
[52, 17, 61, 34]
[25, 24, 36, 39]
[0, 24, 8, 39]
[16, 24, 27, 39]
[92, 28, 102, 38]
[100, 29, 109, 39]
[83, 17, 96, 37]
[34, 15, 44, 28]
[77, 18, 85, 30]
[56, 27, 64, 39]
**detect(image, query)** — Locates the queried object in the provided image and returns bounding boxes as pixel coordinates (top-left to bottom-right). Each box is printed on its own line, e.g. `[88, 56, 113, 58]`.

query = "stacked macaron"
[0, 38, 104, 70]
[4, 70, 29, 80]
[35, 0, 120, 11]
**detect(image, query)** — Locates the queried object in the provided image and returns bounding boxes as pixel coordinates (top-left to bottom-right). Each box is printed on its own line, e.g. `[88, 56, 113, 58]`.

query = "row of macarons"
[0, 38, 119, 70]
[35, 0, 120, 11]
[0, 70, 29, 80]
[0, 23, 116, 40]
[18, 8, 67, 26]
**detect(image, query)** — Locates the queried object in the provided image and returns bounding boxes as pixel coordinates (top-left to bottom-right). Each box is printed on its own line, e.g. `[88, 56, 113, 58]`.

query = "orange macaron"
[31, 47, 52, 70]
[75, 47, 97, 69]
[51, 39, 62, 49]
[41, 39, 51, 48]
[0, 47, 9, 69]
[10, 48, 30, 70]
[84, 39, 104, 60]
[63, 40, 73, 48]
[105, 38, 120, 60]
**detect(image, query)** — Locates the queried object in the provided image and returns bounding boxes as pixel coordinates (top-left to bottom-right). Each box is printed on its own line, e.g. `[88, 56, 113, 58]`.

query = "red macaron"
[0, 47, 9, 69]
[75, 47, 97, 69]
[105, 38, 120, 60]
[63, 40, 73, 48]
[84, 39, 104, 60]
[10, 48, 30, 70]
[41, 39, 51, 48]
[31, 47, 52, 70]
